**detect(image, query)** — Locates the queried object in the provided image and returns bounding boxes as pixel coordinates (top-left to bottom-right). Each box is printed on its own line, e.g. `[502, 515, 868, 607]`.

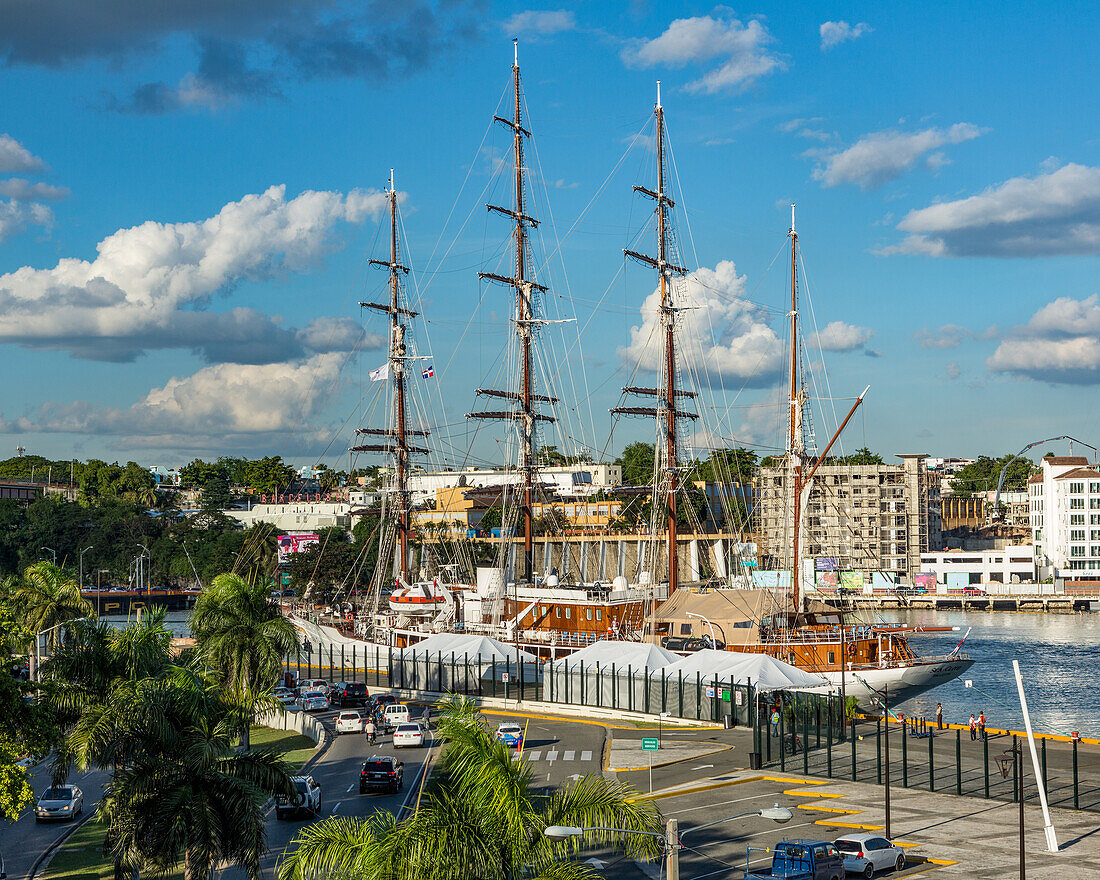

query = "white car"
[302, 690, 329, 712]
[336, 711, 366, 734]
[274, 688, 295, 705]
[392, 722, 425, 748]
[35, 785, 83, 822]
[835, 833, 905, 877]
[383, 703, 410, 727]
[275, 775, 321, 819]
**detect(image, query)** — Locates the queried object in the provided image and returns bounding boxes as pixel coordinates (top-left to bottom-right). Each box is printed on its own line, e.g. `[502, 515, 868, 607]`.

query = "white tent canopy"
[656, 649, 830, 692]
[401, 632, 539, 665]
[551, 640, 677, 671]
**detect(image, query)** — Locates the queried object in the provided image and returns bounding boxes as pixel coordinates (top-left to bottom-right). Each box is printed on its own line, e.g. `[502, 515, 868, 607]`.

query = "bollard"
[956, 730, 962, 796]
[1073, 739, 1079, 808]
[928, 724, 935, 792]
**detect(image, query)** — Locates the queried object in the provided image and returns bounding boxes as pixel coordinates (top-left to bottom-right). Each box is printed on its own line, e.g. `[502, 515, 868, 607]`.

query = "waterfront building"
[1029, 456, 1100, 580]
[225, 490, 378, 532]
[758, 453, 940, 579]
[919, 544, 1035, 586]
[405, 463, 621, 505]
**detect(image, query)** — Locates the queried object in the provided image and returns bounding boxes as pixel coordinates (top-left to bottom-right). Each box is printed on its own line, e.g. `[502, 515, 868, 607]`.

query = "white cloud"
[619, 259, 783, 388]
[809, 123, 983, 190]
[0, 184, 387, 362]
[0, 199, 54, 243]
[819, 21, 871, 50]
[807, 320, 873, 352]
[0, 178, 69, 201]
[0, 134, 47, 173]
[945, 362, 961, 379]
[621, 13, 785, 94]
[504, 10, 577, 36]
[886, 163, 1100, 257]
[915, 324, 970, 349]
[987, 295, 1100, 384]
[0, 353, 348, 448]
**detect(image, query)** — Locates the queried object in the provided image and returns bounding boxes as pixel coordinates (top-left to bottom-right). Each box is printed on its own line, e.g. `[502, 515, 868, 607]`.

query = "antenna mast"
[467, 41, 557, 584]
[614, 82, 695, 593]
[353, 170, 428, 582]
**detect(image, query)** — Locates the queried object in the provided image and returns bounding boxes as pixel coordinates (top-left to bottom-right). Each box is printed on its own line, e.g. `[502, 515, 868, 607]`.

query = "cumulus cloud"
[819, 21, 871, 50]
[0, 185, 387, 362]
[0, 199, 54, 243]
[915, 324, 971, 349]
[0, 134, 47, 172]
[0, 353, 348, 450]
[779, 117, 833, 142]
[504, 10, 576, 36]
[0, 1, 480, 111]
[945, 361, 961, 380]
[987, 294, 1100, 384]
[621, 12, 785, 94]
[0, 178, 69, 200]
[807, 320, 874, 353]
[619, 259, 783, 388]
[885, 162, 1100, 257]
[808, 123, 983, 190]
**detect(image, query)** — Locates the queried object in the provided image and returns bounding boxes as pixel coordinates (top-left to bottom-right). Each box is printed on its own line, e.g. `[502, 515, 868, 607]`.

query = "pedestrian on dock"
[936, 703, 943, 730]
[978, 710, 987, 741]
[770, 707, 780, 737]
[969, 713, 977, 740]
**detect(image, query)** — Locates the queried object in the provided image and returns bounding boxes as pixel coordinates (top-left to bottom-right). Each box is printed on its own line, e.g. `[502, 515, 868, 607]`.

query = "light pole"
[40, 546, 56, 565]
[98, 569, 110, 617]
[34, 617, 89, 681]
[997, 744, 1026, 879]
[686, 612, 725, 648]
[546, 805, 793, 880]
[79, 546, 94, 590]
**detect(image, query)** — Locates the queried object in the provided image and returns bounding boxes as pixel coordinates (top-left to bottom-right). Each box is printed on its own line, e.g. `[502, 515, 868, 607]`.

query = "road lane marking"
[332, 802, 342, 812]
[546, 749, 559, 764]
[564, 750, 575, 761]
[691, 764, 714, 771]
[346, 784, 354, 792]
[581, 750, 593, 762]
[526, 751, 541, 761]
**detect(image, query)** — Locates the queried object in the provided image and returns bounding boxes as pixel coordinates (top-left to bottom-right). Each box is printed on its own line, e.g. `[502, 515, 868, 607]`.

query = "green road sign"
[281, 573, 291, 586]
[641, 737, 659, 751]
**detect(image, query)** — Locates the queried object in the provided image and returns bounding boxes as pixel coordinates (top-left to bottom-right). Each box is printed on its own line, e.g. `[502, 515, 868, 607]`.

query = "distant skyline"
[0, 2, 1098, 470]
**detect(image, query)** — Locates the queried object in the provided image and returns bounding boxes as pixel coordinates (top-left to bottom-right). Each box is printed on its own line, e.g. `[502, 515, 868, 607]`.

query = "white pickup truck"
[275, 775, 322, 820]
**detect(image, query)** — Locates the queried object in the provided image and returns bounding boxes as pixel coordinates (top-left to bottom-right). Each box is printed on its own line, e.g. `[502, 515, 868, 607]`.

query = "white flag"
[369, 363, 390, 382]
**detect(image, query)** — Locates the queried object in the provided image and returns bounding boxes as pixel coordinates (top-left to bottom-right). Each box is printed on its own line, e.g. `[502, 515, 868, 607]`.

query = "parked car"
[660, 636, 691, 651]
[274, 687, 295, 706]
[743, 839, 844, 880]
[296, 678, 328, 697]
[301, 690, 329, 712]
[330, 681, 369, 708]
[834, 834, 905, 877]
[336, 710, 367, 735]
[359, 757, 404, 795]
[393, 722, 426, 748]
[494, 722, 524, 748]
[962, 586, 986, 596]
[35, 785, 84, 822]
[382, 703, 410, 727]
[275, 776, 321, 820]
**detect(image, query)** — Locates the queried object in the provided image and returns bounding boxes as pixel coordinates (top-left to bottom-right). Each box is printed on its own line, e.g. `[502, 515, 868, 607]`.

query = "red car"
[962, 586, 986, 595]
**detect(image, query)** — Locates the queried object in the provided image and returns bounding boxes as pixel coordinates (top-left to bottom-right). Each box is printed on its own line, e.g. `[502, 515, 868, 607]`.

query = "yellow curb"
[782, 789, 844, 798]
[821, 821, 886, 830]
[802, 805, 864, 814]
[630, 774, 828, 803]
[482, 707, 717, 731]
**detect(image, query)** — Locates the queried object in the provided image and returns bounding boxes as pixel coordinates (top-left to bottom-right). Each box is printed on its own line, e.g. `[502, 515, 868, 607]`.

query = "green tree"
[830, 446, 884, 466]
[278, 696, 660, 880]
[69, 663, 294, 880]
[243, 457, 297, 495]
[615, 442, 655, 487]
[190, 573, 297, 749]
[950, 455, 1035, 497]
[11, 561, 93, 679]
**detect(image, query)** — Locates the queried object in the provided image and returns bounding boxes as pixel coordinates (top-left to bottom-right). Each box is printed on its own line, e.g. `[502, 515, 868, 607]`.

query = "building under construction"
[758, 453, 941, 580]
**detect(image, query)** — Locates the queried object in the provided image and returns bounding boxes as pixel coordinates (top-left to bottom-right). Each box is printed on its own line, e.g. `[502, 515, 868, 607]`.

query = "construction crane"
[989, 435, 1097, 522]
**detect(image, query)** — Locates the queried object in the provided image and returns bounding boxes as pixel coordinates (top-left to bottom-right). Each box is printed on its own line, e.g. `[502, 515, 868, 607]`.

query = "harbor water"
[106, 609, 1099, 737]
[874, 608, 1100, 738]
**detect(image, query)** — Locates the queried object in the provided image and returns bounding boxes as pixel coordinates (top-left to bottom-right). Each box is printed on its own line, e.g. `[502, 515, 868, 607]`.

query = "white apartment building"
[405, 463, 621, 505]
[1028, 456, 1100, 580]
[919, 544, 1035, 586]
[225, 491, 379, 532]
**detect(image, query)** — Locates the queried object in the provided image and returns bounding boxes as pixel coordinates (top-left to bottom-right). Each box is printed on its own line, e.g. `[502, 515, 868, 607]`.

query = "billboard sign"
[815, 557, 840, 571]
[839, 571, 863, 588]
[818, 571, 839, 588]
[277, 533, 320, 565]
[914, 572, 937, 590]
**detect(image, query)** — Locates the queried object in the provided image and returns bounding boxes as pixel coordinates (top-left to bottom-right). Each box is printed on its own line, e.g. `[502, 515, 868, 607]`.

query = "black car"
[359, 757, 404, 795]
[330, 681, 369, 708]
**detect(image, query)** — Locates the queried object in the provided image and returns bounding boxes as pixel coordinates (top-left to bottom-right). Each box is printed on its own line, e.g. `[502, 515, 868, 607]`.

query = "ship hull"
[804, 656, 976, 705]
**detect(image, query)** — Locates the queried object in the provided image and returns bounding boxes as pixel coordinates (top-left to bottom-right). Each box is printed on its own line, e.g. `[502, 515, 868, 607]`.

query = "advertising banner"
[914, 572, 937, 590]
[818, 571, 839, 587]
[839, 571, 863, 588]
[815, 557, 840, 571]
[277, 533, 320, 565]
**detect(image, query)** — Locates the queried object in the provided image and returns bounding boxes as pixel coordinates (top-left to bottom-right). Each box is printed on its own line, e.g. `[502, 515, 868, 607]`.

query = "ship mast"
[352, 170, 428, 582]
[467, 40, 557, 584]
[613, 82, 695, 593]
[788, 205, 805, 611]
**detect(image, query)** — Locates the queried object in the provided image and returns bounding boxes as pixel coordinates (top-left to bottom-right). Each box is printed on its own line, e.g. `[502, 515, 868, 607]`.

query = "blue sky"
[0, 1, 1098, 470]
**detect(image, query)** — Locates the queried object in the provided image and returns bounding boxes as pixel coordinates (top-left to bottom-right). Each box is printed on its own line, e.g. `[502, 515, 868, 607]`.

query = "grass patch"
[43, 725, 316, 880]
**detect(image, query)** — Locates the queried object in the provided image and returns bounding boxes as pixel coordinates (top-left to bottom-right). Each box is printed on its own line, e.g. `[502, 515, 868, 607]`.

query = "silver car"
[835, 833, 905, 877]
[36, 785, 84, 822]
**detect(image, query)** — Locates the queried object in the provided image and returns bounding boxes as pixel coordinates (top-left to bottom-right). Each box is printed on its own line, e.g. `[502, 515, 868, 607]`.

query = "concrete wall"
[256, 707, 326, 745]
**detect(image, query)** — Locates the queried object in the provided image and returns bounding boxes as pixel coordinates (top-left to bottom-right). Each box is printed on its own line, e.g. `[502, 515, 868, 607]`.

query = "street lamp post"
[79, 546, 94, 590]
[545, 805, 794, 880]
[40, 546, 56, 565]
[997, 744, 1026, 879]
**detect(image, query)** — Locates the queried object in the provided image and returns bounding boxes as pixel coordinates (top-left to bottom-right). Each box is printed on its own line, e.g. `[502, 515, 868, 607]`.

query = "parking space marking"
[580, 750, 592, 761]
[526, 751, 541, 761]
[564, 750, 575, 761]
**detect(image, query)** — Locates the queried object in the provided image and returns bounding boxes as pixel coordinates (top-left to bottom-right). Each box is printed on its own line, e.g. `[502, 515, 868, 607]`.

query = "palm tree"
[278, 697, 662, 880]
[190, 572, 297, 749]
[12, 561, 93, 679]
[70, 663, 295, 880]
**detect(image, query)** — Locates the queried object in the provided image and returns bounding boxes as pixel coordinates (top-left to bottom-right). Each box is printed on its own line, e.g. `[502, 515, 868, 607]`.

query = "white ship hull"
[802, 656, 976, 705]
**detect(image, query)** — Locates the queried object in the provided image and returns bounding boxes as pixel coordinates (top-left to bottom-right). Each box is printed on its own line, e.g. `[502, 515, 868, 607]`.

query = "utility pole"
[665, 817, 680, 880]
[613, 81, 694, 594]
[353, 170, 429, 582]
[883, 683, 892, 840]
[468, 40, 557, 585]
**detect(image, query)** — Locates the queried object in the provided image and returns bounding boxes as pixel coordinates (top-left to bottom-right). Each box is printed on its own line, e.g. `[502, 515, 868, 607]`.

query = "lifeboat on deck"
[388, 580, 447, 615]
